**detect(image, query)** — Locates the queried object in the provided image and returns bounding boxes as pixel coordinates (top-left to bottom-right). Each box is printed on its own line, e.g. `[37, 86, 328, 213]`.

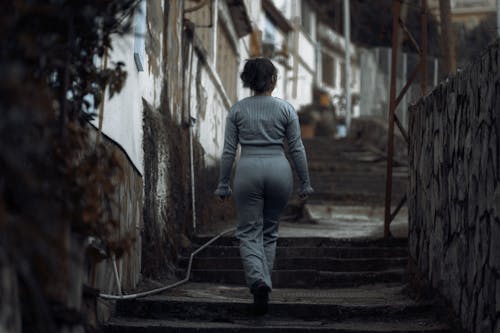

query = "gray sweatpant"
[233, 146, 293, 290]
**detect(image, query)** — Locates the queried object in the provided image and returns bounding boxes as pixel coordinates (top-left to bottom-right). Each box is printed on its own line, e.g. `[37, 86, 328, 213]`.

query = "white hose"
[99, 227, 235, 300]
[111, 254, 122, 296]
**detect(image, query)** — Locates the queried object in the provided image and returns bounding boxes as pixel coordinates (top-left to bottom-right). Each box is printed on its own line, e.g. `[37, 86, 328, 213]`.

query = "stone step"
[104, 317, 450, 332]
[191, 237, 408, 248]
[190, 246, 408, 259]
[114, 284, 433, 322]
[177, 257, 407, 272]
[306, 184, 406, 191]
[178, 269, 407, 288]
[306, 173, 407, 180]
[306, 193, 406, 203]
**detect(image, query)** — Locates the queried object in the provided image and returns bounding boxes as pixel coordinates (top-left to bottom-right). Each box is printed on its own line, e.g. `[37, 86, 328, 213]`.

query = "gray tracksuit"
[214, 95, 313, 290]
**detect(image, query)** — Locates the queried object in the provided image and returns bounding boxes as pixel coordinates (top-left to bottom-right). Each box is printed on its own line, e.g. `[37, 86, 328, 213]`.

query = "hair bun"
[240, 58, 277, 93]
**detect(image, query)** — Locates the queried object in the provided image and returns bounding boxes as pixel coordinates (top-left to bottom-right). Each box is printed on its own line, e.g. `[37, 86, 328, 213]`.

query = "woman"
[214, 57, 313, 315]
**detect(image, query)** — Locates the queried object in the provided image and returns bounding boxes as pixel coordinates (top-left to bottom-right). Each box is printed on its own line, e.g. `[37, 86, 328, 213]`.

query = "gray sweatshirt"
[214, 95, 313, 197]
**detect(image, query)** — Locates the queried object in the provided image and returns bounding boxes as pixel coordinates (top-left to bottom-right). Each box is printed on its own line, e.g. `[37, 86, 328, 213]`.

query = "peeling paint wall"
[187, 32, 238, 228]
[141, 0, 192, 280]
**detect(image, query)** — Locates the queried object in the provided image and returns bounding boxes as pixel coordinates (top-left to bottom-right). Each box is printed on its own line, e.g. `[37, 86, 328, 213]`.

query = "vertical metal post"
[211, 0, 218, 67]
[291, 0, 300, 99]
[433, 57, 438, 87]
[421, 0, 427, 95]
[292, 14, 299, 98]
[316, 42, 322, 86]
[384, 0, 401, 238]
[402, 52, 408, 128]
[344, 0, 352, 131]
[387, 50, 392, 117]
[497, 0, 500, 36]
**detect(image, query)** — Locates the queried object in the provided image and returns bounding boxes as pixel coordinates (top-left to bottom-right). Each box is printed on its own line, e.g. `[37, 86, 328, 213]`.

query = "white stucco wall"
[92, 3, 164, 175]
[287, 62, 314, 110]
[188, 50, 233, 167]
[298, 31, 316, 71]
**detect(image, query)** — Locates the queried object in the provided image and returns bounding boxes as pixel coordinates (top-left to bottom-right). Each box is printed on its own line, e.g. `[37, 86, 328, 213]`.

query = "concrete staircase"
[102, 138, 449, 332]
[104, 236, 451, 332]
[301, 138, 407, 205]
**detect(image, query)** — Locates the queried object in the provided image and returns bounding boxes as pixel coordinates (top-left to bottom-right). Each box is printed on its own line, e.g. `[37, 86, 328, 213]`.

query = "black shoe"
[251, 280, 270, 316]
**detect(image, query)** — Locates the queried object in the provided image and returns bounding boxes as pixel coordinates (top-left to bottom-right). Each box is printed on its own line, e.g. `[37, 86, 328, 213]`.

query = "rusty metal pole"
[421, 0, 427, 95]
[384, 0, 401, 238]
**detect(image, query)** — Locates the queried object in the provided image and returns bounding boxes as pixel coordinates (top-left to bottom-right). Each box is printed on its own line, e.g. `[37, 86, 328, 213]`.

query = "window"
[301, 0, 313, 36]
[322, 52, 336, 87]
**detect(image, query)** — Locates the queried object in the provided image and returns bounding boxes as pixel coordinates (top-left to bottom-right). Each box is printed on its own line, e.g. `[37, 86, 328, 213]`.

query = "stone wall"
[408, 41, 500, 333]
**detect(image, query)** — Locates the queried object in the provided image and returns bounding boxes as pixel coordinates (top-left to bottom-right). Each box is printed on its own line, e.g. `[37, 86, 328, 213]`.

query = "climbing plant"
[0, 1, 138, 332]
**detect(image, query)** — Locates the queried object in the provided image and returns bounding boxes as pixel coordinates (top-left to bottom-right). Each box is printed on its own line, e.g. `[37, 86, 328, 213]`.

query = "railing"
[384, 0, 428, 237]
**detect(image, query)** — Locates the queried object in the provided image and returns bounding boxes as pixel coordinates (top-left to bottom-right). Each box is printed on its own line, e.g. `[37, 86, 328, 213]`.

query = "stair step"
[191, 237, 408, 248]
[190, 246, 408, 259]
[105, 317, 450, 332]
[177, 257, 407, 271]
[115, 292, 433, 321]
[179, 269, 406, 288]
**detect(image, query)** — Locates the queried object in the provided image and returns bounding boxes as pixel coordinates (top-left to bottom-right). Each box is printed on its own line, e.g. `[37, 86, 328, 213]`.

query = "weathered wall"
[141, 2, 238, 278]
[141, 0, 191, 280]
[408, 42, 500, 333]
[188, 28, 238, 231]
[86, 131, 143, 324]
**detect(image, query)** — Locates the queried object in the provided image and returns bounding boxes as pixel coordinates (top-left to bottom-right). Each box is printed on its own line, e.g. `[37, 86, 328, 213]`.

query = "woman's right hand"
[214, 185, 232, 201]
[299, 193, 309, 201]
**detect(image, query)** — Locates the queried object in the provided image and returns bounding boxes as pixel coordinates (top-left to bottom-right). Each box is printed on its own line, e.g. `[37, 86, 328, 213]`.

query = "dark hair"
[240, 57, 277, 93]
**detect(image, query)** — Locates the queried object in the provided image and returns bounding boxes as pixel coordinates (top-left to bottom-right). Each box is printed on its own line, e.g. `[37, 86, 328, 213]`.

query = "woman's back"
[231, 95, 296, 147]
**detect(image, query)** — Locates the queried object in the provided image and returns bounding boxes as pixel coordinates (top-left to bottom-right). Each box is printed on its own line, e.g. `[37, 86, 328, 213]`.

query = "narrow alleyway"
[104, 137, 452, 332]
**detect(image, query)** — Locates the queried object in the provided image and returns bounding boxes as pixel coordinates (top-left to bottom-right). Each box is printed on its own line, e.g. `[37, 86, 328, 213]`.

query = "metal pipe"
[433, 57, 438, 87]
[395, 61, 421, 107]
[421, 0, 427, 95]
[99, 228, 236, 300]
[384, 0, 401, 238]
[187, 37, 197, 233]
[344, 0, 352, 131]
[291, 1, 299, 99]
[398, 19, 421, 55]
[211, 0, 219, 67]
[390, 194, 407, 222]
[189, 117, 197, 232]
[394, 114, 409, 144]
[402, 52, 408, 128]
[111, 254, 122, 296]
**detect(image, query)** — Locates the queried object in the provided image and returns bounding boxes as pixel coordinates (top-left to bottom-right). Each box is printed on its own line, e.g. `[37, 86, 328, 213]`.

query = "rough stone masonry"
[409, 41, 500, 333]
